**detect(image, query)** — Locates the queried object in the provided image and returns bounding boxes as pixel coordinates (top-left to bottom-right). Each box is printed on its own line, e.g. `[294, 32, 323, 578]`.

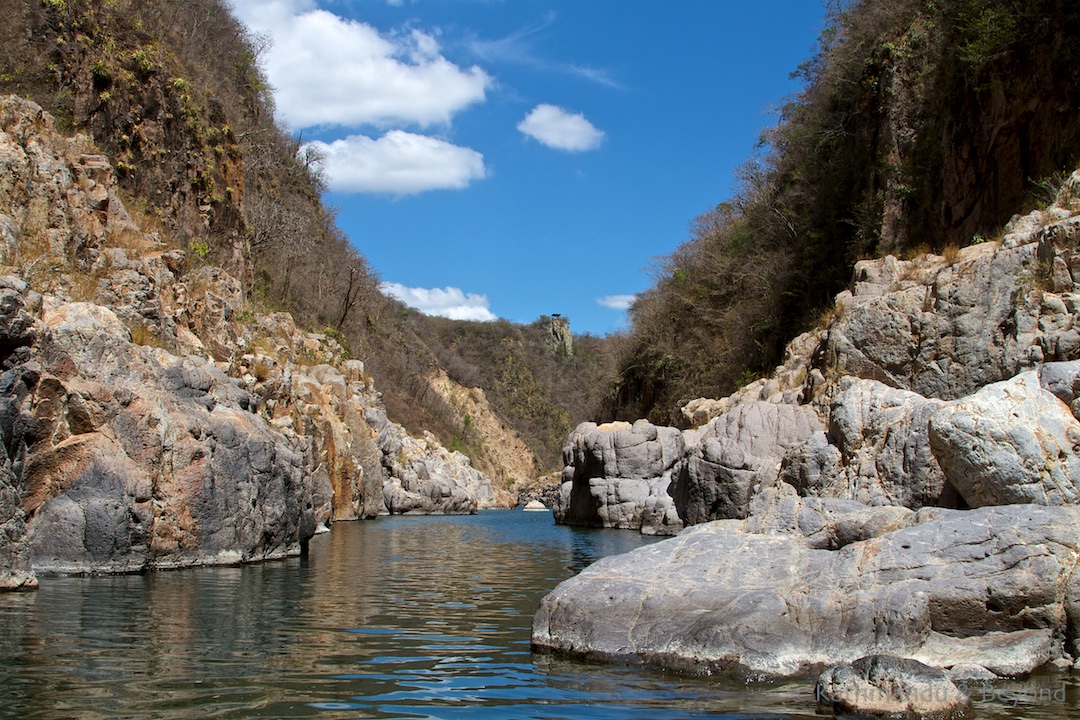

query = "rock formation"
[0, 96, 501, 587]
[543, 315, 572, 355]
[535, 485, 1080, 679]
[816, 656, 970, 719]
[539, 167, 1080, 681]
[553, 420, 683, 534]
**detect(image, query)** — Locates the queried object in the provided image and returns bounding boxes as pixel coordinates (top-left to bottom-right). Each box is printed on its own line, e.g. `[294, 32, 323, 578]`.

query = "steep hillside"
[0, 95, 513, 588]
[609, 0, 1080, 423]
[0, 0, 604, 485]
[410, 314, 617, 471]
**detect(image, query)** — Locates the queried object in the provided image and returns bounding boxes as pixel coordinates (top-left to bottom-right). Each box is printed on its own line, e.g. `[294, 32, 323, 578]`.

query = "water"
[0, 511, 1075, 719]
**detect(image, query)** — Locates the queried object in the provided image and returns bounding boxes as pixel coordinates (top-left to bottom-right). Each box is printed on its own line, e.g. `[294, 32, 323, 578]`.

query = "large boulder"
[670, 401, 822, 522]
[782, 378, 959, 509]
[554, 420, 684, 534]
[533, 494, 1080, 679]
[929, 370, 1080, 507]
[13, 301, 320, 573]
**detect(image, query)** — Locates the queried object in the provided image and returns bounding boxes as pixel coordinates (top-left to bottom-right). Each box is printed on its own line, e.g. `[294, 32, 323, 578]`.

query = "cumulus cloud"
[228, 0, 491, 129]
[517, 104, 605, 152]
[382, 283, 498, 321]
[597, 294, 636, 310]
[305, 131, 488, 195]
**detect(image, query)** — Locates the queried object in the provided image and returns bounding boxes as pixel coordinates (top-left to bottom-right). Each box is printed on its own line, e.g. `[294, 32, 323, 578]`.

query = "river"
[0, 510, 1075, 719]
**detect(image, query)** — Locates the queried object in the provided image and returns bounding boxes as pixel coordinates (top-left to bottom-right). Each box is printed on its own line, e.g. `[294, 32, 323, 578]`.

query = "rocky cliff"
[539, 167, 1080, 681]
[0, 96, 504, 588]
[608, 0, 1080, 423]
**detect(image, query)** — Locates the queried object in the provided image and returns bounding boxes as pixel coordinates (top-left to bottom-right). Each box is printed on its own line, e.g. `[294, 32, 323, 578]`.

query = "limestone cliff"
[0, 96, 500, 588]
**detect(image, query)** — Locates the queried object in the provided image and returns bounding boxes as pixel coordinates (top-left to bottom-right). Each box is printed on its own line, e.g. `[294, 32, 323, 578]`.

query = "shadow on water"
[0, 510, 1076, 719]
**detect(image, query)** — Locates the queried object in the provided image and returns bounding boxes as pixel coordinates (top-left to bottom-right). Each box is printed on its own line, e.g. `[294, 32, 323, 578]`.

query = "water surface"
[0, 511, 1074, 719]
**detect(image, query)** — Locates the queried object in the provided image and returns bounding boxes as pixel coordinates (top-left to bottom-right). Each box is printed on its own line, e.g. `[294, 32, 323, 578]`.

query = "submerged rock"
[816, 655, 970, 718]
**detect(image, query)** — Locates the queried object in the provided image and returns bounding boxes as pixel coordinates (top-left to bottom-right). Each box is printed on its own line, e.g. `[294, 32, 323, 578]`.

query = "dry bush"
[607, 0, 1080, 422]
[942, 243, 962, 265]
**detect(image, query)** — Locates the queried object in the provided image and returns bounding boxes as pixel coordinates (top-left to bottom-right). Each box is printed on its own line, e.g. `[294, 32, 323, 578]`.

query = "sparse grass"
[69, 270, 101, 301]
[815, 302, 840, 330]
[903, 243, 933, 261]
[1017, 259, 1052, 296]
[252, 356, 273, 381]
[106, 223, 154, 255]
[1030, 170, 1073, 210]
[942, 242, 962, 265]
[128, 320, 165, 348]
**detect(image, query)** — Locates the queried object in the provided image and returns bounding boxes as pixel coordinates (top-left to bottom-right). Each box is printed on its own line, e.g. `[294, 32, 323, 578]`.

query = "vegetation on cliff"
[0, 0, 606, 478]
[608, 0, 1080, 423]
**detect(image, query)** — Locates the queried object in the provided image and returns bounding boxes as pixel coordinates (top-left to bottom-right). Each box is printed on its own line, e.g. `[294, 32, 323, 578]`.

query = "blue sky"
[228, 0, 827, 335]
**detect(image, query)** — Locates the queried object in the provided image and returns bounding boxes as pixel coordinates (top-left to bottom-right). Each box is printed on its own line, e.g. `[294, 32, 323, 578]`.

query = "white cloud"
[228, 0, 491, 130]
[305, 131, 488, 195]
[597, 294, 636, 310]
[517, 104, 605, 152]
[381, 283, 498, 322]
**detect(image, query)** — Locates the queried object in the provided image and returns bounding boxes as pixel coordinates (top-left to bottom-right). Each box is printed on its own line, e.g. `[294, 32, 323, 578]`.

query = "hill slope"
[0, 0, 609, 484]
[608, 0, 1080, 423]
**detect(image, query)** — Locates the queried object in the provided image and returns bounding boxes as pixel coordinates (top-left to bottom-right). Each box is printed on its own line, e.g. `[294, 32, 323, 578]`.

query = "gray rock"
[671, 402, 821, 522]
[822, 237, 1080, 405]
[554, 420, 685, 534]
[743, 483, 916, 550]
[378, 429, 486, 515]
[533, 502, 1080, 679]
[929, 371, 1080, 507]
[0, 298, 325, 574]
[553, 474, 681, 534]
[783, 379, 958, 509]
[816, 655, 970, 718]
[563, 420, 684, 482]
[0, 456, 34, 590]
[1038, 360, 1080, 411]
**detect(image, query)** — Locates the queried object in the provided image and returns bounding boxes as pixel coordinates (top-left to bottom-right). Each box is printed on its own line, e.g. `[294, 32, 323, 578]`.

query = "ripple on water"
[3, 511, 1074, 719]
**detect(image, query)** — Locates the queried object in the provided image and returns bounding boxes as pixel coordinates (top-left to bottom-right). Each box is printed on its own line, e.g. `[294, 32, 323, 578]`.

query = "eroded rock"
[554, 420, 684, 534]
[670, 401, 822, 523]
[533, 501, 1080, 679]
[929, 370, 1080, 507]
[783, 378, 958, 509]
[816, 655, 970, 718]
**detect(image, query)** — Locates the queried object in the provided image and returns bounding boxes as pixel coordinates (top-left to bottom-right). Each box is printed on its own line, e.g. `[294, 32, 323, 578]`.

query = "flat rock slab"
[532, 503, 1080, 679]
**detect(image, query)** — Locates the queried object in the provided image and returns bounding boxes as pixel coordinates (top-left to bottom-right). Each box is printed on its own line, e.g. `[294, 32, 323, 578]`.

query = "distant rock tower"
[544, 314, 573, 355]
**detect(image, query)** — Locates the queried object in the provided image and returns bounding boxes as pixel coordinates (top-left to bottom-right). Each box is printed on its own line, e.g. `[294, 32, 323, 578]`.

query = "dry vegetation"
[607, 0, 1080, 423]
[0, 0, 616, 473]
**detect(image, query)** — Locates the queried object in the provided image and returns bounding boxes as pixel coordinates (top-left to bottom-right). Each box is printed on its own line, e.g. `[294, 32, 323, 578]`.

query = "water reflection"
[0, 511, 1075, 719]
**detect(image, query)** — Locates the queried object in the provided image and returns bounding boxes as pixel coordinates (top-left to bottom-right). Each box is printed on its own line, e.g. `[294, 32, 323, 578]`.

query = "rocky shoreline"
[538, 168, 1080, 705]
[0, 96, 511, 588]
